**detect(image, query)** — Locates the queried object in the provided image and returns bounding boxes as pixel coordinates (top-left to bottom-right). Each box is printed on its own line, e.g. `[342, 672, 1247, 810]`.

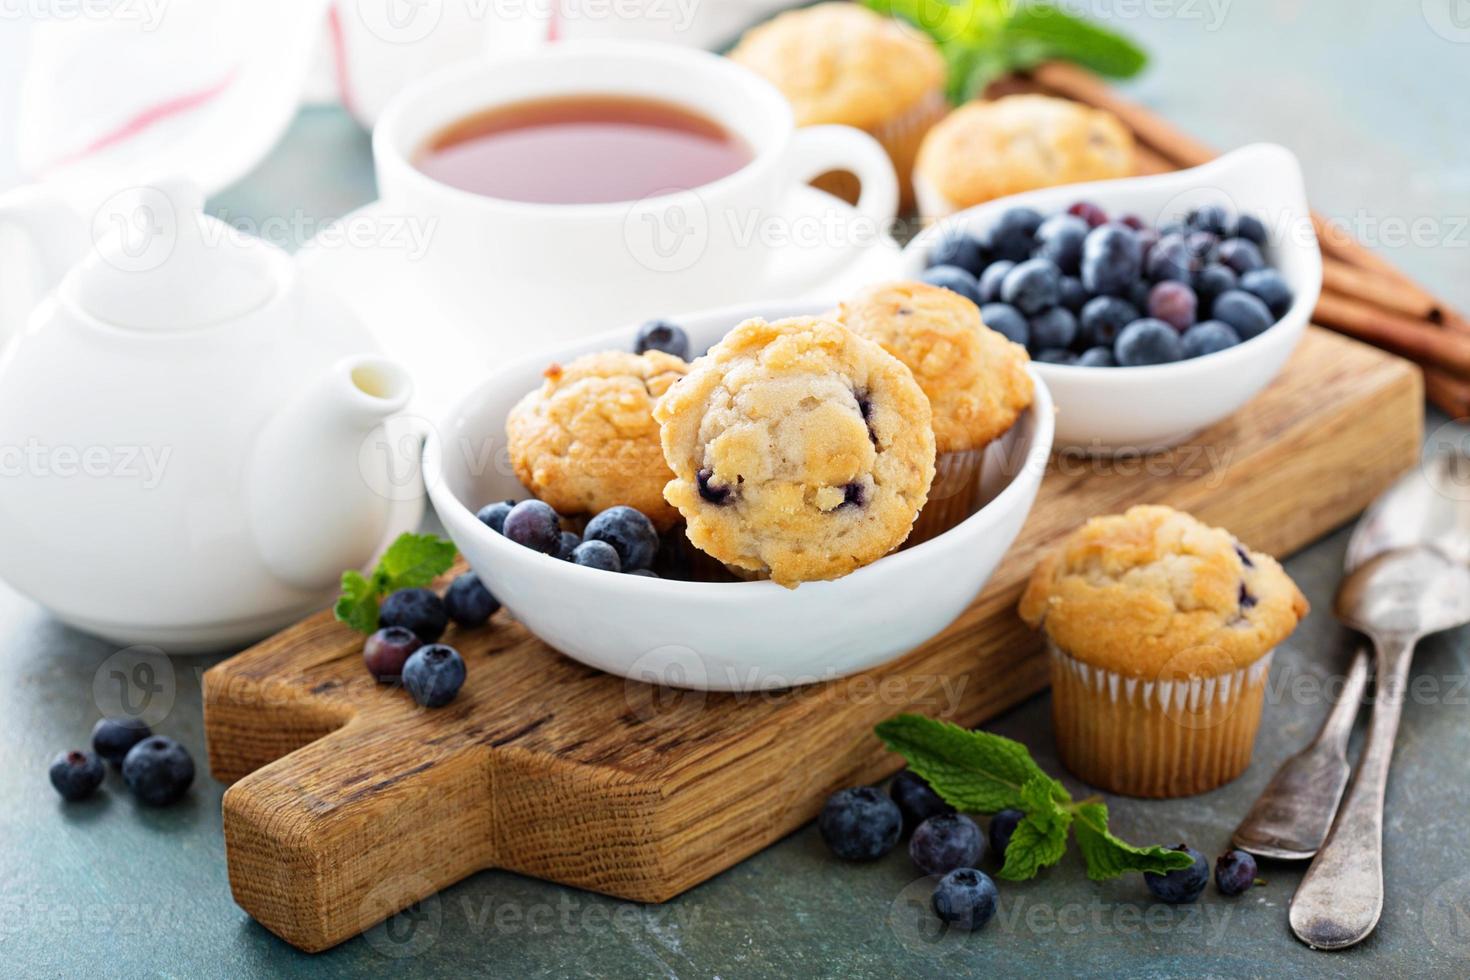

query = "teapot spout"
[0, 184, 90, 344]
[249, 355, 416, 591]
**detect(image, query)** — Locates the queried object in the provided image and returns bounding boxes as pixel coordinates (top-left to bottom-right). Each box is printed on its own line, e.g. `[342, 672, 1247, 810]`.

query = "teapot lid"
[62, 180, 280, 331]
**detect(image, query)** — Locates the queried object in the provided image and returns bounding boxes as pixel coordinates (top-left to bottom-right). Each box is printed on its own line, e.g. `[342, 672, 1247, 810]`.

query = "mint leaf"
[874, 714, 1062, 812]
[1071, 802, 1194, 880]
[1001, 4, 1148, 79]
[377, 533, 458, 592]
[998, 776, 1072, 880]
[333, 570, 380, 635]
[332, 532, 458, 634]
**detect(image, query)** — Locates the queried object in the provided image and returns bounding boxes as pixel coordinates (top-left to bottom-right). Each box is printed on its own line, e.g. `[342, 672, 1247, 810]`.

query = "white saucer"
[298, 186, 903, 417]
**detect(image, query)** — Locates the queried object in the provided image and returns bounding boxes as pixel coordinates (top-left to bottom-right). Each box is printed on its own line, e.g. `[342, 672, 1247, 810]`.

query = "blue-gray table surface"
[3, 3, 1469, 977]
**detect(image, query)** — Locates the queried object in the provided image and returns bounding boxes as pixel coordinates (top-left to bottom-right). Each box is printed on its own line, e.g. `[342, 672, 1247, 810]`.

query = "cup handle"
[757, 125, 899, 299]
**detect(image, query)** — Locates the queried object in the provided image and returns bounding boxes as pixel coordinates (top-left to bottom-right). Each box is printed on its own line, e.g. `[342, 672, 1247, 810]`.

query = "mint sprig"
[333, 532, 458, 634]
[875, 714, 1192, 882]
[863, 0, 1147, 103]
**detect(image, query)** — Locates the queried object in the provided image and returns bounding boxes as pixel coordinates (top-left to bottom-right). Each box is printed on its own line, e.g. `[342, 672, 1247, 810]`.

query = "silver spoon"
[1289, 546, 1470, 950]
[1232, 445, 1466, 859]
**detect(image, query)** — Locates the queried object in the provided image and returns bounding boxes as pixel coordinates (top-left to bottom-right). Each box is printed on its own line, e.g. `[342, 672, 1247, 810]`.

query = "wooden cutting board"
[204, 327, 1422, 952]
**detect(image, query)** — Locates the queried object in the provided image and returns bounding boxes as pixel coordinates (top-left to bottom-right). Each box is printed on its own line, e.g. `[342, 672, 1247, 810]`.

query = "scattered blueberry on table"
[927, 203, 1292, 367]
[363, 625, 423, 682]
[909, 813, 986, 876]
[987, 808, 1024, 862]
[818, 786, 903, 861]
[889, 770, 954, 836]
[49, 750, 105, 802]
[402, 644, 467, 708]
[91, 716, 152, 768]
[1214, 849, 1261, 896]
[931, 868, 999, 931]
[444, 572, 500, 628]
[122, 736, 196, 806]
[378, 587, 448, 643]
[1143, 844, 1210, 904]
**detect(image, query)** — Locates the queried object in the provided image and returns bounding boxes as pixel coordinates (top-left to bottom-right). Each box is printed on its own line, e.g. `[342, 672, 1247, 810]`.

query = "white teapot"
[0, 181, 421, 650]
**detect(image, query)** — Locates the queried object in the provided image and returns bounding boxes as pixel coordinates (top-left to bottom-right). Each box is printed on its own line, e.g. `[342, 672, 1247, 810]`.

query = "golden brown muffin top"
[833, 280, 1034, 453]
[1019, 506, 1308, 677]
[915, 94, 1135, 211]
[506, 350, 688, 530]
[655, 315, 935, 586]
[729, 3, 946, 130]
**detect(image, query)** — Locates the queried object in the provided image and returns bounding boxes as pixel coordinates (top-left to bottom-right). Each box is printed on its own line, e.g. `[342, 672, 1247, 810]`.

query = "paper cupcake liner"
[1048, 639, 1274, 798]
[907, 448, 983, 547]
[811, 86, 948, 210]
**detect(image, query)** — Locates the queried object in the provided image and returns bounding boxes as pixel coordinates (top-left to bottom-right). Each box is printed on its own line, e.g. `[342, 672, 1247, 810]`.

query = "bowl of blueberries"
[899, 143, 1322, 452]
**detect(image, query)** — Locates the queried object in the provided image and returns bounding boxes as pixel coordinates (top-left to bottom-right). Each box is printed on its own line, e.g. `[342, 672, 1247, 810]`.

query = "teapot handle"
[0, 184, 91, 347]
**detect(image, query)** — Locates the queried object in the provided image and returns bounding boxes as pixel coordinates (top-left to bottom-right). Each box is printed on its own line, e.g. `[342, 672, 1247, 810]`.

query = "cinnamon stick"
[1424, 369, 1470, 418]
[1314, 292, 1470, 378]
[1322, 257, 1445, 324]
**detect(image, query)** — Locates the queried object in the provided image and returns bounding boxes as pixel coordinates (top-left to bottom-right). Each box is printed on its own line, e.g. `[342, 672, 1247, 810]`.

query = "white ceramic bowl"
[899, 144, 1323, 452]
[424, 301, 1054, 692]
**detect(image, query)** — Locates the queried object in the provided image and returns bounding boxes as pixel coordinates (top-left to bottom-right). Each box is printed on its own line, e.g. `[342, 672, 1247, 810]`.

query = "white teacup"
[373, 41, 899, 344]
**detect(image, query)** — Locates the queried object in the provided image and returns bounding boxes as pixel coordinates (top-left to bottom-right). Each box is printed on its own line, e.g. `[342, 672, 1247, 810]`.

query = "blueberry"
[1215, 849, 1260, 896]
[976, 260, 1014, 304]
[697, 467, 732, 505]
[1182, 320, 1242, 358]
[1193, 264, 1238, 312]
[988, 809, 1024, 860]
[475, 499, 515, 534]
[889, 770, 953, 835]
[1067, 200, 1108, 228]
[572, 539, 622, 572]
[557, 530, 581, 561]
[1115, 318, 1185, 366]
[1058, 275, 1087, 313]
[985, 207, 1044, 262]
[122, 736, 195, 806]
[653, 532, 694, 580]
[1029, 306, 1078, 350]
[1128, 279, 1153, 312]
[1217, 237, 1265, 275]
[1145, 233, 1192, 282]
[1212, 289, 1275, 339]
[1148, 280, 1198, 332]
[444, 572, 499, 627]
[363, 625, 423, 682]
[1120, 213, 1146, 231]
[1081, 224, 1142, 296]
[910, 813, 986, 875]
[1234, 213, 1268, 246]
[1035, 348, 1078, 365]
[634, 319, 690, 359]
[1186, 205, 1233, 237]
[1076, 346, 1116, 367]
[928, 233, 987, 275]
[1185, 230, 1218, 263]
[1079, 295, 1138, 349]
[1144, 844, 1209, 904]
[1001, 258, 1062, 315]
[1034, 214, 1089, 274]
[502, 499, 562, 555]
[818, 786, 902, 861]
[979, 303, 1029, 346]
[91, 717, 151, 768]
[931, 868, 998, 931]
[919, 264, 980, 305]
[1240, 268, 1294, 317]
[584, 505, 659, 571]
[49, 750, 105, 801]
[402, 644, 466, 708]
[379, 587, 448, 642]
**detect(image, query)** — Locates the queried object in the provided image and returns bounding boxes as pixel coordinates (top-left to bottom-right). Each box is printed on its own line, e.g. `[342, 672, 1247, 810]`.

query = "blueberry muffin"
[1020, 506, 1308, 798]
[729, 2, 947, 209]
[654, 316, 936, 586]
[913, 95, 1135, 220]
[507, 350, 688, 531]
[834, 281, 1033, 543]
